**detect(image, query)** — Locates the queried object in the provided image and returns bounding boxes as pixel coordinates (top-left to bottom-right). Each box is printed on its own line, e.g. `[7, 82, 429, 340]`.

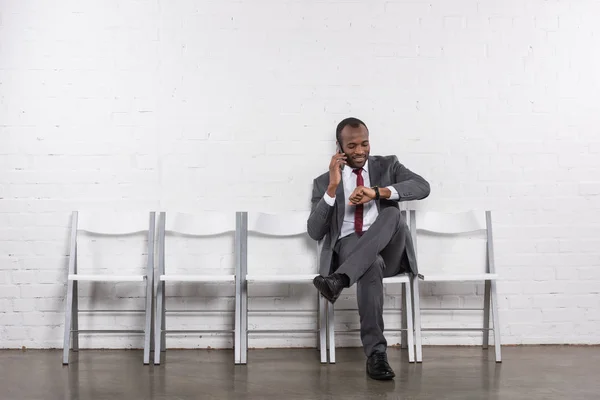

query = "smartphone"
[336, 143, 345, 170]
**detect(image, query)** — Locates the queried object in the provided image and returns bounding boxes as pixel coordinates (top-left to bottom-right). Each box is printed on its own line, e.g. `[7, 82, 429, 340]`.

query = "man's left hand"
[349, 186, 376, 205]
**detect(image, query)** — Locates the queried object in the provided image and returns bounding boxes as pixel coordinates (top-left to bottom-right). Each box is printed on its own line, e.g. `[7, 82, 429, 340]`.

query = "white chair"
[154, 211, 241, 364]
[327, 211, 415, 364]
[239, 211, 327, 364]
[410, 210, 501, 363]
[62, 211, 155, 365]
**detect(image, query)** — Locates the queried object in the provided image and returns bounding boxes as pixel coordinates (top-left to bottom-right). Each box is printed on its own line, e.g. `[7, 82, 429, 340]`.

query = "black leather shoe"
[313, 274, 346, 303]
[366, 352, 395, 380]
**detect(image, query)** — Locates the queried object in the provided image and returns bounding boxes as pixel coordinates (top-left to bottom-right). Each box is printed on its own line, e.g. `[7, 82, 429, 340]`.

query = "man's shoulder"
[370, 154, 399, 167]
[313, 171, 330, 184]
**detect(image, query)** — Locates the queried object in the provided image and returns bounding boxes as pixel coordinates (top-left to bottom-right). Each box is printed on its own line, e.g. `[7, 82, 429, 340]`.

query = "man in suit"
[307, 117, 430, 380]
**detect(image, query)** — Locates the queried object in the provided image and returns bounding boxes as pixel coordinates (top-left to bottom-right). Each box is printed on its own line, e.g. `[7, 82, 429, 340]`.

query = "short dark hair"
[336, 117, 368, 146]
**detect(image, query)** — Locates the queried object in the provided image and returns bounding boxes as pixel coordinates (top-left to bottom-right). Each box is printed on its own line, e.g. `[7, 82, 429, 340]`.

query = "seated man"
[307, 117, 430, 380]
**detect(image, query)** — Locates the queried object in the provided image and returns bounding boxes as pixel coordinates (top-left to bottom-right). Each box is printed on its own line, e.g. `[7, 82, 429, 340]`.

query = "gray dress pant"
[334, 207, 408, 357]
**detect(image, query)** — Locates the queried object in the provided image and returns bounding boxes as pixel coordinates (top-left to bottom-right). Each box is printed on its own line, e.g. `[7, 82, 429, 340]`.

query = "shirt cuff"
[323, 192, 336, 206]
[386, 186, 400, 200]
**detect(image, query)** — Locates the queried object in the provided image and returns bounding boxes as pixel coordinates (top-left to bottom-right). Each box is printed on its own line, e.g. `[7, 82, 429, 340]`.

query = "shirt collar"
[362, 159, 369, 173]
[343, 159, 369, 177]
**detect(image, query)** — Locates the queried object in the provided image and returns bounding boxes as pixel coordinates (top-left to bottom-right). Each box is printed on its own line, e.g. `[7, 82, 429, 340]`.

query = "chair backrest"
[164, 212, 236, 236]
[158, 212, 238, 275]
[69, 211, 155, 276]
[77, 211, 153, 235]
[243, 211, 318, 274]
[411, 210, 495, 276]
[246, 211, 309, 236]
[415, 210, 487, 234]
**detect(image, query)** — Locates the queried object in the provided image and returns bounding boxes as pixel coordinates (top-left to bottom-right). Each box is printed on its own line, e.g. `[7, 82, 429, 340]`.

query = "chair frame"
[327, 275, 415, 363]
[326, 211, 415, 364]
[153, 211, 241, 365]
[238, 211, 327, 364]
[411, 210, 501, 363]
[62, 211, 155, 365]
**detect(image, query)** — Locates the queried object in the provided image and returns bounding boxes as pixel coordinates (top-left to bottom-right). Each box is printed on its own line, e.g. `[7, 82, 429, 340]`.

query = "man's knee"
[379, 207, 406, 227]
[381, 206, 404, 220]
[380, 206, 400, 217]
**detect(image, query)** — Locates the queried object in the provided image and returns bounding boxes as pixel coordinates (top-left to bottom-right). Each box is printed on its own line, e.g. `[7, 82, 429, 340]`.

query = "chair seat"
[383, 274, 411, 284]
[419, 273, 499, 282]
[160, 274, 235, 282]
[68, 274, 146, 282]
[247, 274, 318, 283]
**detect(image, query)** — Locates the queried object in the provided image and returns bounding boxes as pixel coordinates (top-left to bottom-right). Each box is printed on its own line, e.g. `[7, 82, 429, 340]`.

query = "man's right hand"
[327, 152, 347, 197]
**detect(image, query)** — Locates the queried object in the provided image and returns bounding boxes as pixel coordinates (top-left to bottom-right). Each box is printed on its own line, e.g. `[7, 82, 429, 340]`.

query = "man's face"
[339, 124, 370, 169]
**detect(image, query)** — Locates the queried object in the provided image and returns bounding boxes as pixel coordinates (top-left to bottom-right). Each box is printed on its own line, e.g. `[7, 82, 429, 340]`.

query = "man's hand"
[349, 186, 376, 205]
[327, 152, 347, 197]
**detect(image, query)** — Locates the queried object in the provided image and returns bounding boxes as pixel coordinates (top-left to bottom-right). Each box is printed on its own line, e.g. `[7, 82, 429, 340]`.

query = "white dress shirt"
[323, 160, 399, 239]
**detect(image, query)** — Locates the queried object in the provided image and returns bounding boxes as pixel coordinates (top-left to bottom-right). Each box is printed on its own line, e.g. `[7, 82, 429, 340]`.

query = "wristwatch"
[372, 186, 380, 200]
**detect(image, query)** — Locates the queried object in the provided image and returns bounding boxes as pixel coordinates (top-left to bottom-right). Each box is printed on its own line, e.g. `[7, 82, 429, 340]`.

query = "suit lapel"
[368, 156, 383, 211]
[335, 178, 345, 231]
[368, 156, 383, 187]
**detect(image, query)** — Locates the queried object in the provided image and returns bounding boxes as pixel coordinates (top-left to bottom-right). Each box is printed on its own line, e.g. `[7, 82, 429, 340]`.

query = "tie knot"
[353, 168, 362, 175]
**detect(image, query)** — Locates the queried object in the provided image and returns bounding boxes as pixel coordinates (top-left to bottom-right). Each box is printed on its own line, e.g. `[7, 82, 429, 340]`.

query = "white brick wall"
[1, 0, 600, 349]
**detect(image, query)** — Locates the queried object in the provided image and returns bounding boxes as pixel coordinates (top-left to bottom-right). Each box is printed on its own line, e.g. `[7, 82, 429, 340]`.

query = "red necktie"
[353, 168, 364, 236]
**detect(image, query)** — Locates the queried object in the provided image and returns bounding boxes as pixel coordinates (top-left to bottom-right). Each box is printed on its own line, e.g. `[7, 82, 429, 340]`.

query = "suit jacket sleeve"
[389, 156, 431, 201]
[307, 177, 335, 241]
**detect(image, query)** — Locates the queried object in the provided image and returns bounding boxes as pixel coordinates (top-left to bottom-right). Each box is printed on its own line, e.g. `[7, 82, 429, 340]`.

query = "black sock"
[335, 273, 350, 288]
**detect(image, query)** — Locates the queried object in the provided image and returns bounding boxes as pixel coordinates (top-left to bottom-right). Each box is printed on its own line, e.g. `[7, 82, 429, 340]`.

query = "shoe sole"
[368, 373, 395, 381]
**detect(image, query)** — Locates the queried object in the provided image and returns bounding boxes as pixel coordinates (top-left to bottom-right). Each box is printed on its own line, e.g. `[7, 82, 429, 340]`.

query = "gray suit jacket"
[307, 155, 430, 277]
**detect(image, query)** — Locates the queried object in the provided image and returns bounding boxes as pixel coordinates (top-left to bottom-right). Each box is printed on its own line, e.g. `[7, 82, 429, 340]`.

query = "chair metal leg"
[325, 310, 330, 353]
[63, 212, 79, 365]
[485, 210, 501, 362]
[241, 283, 248, 364]
[327, 302, 336, 364]
[154, 281, 164, 365]
[62, 279, 74, 365]
[239, 276, 248, 364]
[404, 282, 415, 363]
[238, 212, 248, 365]
[72, 280, 79, 351]
[483, 280, 491, 350]
[491, 280, 502, 363]
[143, 212, 155, 365]
[234, 276, 241, 365]
[157, 212, 166, 354]
[401, 283, 408, 349]
[413, 277, 423, 363]
[319, 294, 327, 364]
[143, 277, 153, 365]
[161, 283, 166, 352]
[150, 283, 155, 359]
[317, 297, 321, 353]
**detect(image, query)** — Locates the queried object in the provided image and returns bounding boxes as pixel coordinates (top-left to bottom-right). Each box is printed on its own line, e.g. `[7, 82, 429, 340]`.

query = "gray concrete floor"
[0, 346, 598, 400]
